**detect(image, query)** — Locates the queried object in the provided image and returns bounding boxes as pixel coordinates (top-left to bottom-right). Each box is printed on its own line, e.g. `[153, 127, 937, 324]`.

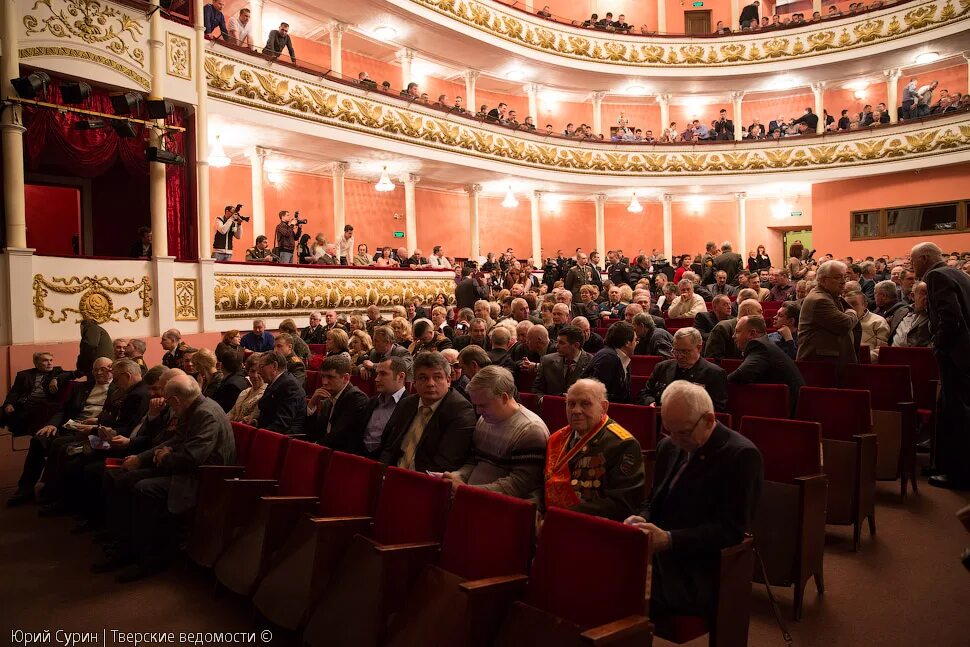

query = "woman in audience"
[326, 329, 353, 361]
[391, 305, 408, 320]
[348, 330, 373, 366]
[754, 244, 771, 270]
[353, 243, 371, 266]
[191, 348, 223, 399]
[215, 329, 240, 361]
[375, 247, 398, 267]
[390, 316, 413, 345]
[433, 292, 448, 308]
[297, 234, 314, 265]
[348, 314, 367, 332]
[229, 353, 266, 424]
[409, 319, 453, 354]
[577, 285, 600, 322]
[673, 255, 692, 283]
[311, 233, 328, 261]
[539, 300, 555, 326]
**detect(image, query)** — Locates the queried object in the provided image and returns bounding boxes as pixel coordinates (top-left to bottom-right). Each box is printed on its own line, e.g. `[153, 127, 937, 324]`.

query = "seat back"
[630, 374, 649, 401]
[844, 364, 913, 411]
[796, 360, 839, 388]
[665, 318, 695, 329]
[440, 486, 535, 581]
[245, 429, 289, 480]
[606, 403, 657, 449]
[740, 416, 822, 483]
[714, 412, 733, 428]
[308, 343, 327, 355]
[277, 439, 331, 496]
[231, 422, 257, 466]
[857, 344, 871, 364]
[539, 395, 568, 432]
[631, 355, 663, 376]
[795, 387, 872, 441]
[518, 392, 539, 413]
[350, 373, 375, 396]
[515, 363, 536, 394]
[372, 467, 451, 546]
[305, 370, 323, 396]
[318, 451, 384, 517]
[720, 358, 743, 373]
[527, 507, 648, 629]
[878, 346, 938, 410]
[727, 383, 790, 423]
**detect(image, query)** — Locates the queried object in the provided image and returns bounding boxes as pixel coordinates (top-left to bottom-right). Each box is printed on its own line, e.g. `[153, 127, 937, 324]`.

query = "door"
[784, 229, 813, 261]
[684, 10, 712, 35]
[25, 184, 82, 256]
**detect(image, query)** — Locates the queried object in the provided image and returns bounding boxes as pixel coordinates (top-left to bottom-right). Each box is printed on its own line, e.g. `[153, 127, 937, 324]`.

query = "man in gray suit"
[534, 325, 591, 396]
[797, 260, 860, 378]
[713, 241, 744, 286]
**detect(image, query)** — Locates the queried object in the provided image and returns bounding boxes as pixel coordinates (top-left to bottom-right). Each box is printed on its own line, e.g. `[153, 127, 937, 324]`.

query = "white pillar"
[736, 192, 747, 257]
[404, 174, 418, 255]
[524, 0, 534, 11]
[662, 194, 673, 262]
[332, 162, 348, 243]
[811, 82, 826, 134]
[467, 184, 481, 260]
[965, 54, 970, 104]
[530, 191, 542, 267]
[250, 147, 266, 238]
[525, 83, 540, 126]
[1, 0, 27, 249]
[398, 49, 413, 90]
[812, 0, 822, 14]
[250, 0, 263, 46]
[148, 0, 168, 257]
[885, 68, 901, 124]
[195, 0, 211, 260]
[594, 194, 606, 269]
[464, 70, 479, 112]
[731, 0, 740, 28]
[591, 91, 606, 136]
[657, 93, 671, 135]
[328, 23, 345, 76]
[732, 91, 744, 141]
[657, 0, 667, 33]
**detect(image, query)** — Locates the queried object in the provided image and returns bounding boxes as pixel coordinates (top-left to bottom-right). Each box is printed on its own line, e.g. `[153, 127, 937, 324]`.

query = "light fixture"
[854, 90, 867, 100]
[914, 51, 940, 65]
[501, 186, 519, 208]
[504, 68, 525, 82]
[74, 118, 104, 130]
[627, 193, 643, 213]
[146, 98, 174, 119]
[267, 169, 285, 185]
[60, 81, 92, 104]
[146, 146, 184, 166]
[372, 25, 398, 40]
[625, 85, 647, 95]
[111, 92, 143, 115]
[375, 167, 395, 192]
[844, 79, 870, 92]
[111, 120, 138, 138]
[772, 200, 792, 219]
[208, 135, 230, 168]
[768, 75, 799, 91]
[11, 71, 50, 99]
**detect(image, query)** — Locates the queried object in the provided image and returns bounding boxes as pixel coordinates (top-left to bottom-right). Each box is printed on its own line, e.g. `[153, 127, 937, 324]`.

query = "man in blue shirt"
[240, 320, 275, 352]
[203, 0, 230, 41]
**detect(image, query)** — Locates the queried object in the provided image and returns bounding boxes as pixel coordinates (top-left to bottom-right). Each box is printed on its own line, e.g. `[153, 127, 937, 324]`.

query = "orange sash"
[544, 415, 608, 510]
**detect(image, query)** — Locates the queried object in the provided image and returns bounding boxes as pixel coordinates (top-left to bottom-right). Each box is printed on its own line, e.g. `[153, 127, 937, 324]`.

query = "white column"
[812, 0, 822, 14]
[1, 0, 27, 249]
[811, 82, 826, 134]
[885, 68, 901, 124]
[965, 54, 970, 104]
[594, 194, 606, 269]
[591, 91, 606, 136]
[467, 184, 481, 260]
[250, 147, 266, 238]
[732, 91, 744, 141]
[662, 194, 673, 262]
[195, 0, 211, 260]
[249, 0, 263, 46]
[525, 83, 540, 126]
[657, 93, 671, 135]
[464, 70, 479, 111]
[731, 0, 740, 28]
[329, 23, 345, 76]
[331, 162, 348, 242]
[404, 174, 418, 255]
[736, 192, 747, 257]
[148, 0, 168, 257]
[524, 0, 534, 11]
[6, 249, 36, 343]
[657, 0, 667, 33]
[530, 191, 542, 267]
[398, 49, 413, 90]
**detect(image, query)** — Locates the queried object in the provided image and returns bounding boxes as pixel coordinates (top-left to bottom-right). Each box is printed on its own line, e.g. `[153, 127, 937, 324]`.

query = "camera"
[230, 204, 250, 222]
[293, 210, 308, 226]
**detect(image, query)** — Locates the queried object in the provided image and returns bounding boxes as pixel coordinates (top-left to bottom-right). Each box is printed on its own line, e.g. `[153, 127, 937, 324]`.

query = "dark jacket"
[634, 329, 674, 359]
[704, 318, 741, 360]
[534, 351, 592, 396]
[301, 324, 327, 345]
[639, 358, 728, 412]
[100, 380, 151, 437]
[256, 371, 306, 435]
[455, 278, 483, 310]
[212, 371, 249, 413]
[924, 262, 970, 372]
[727, 336, 806, 416]
[583, 332, 605, 354]
[693, 311, 722, 337]
[581, 347, 630, 403]
[487, 347, 517, 372]
[3, 368, 64, 408]
[309, 383, 370, 454]
[379, 389, 476, 472]
[713, 252, 744, 286]
[78, 320, 113, 375]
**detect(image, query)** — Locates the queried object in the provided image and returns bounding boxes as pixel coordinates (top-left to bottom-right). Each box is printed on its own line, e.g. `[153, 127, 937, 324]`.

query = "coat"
[256, 371, 306, 435]
[704, 318, 741, 360]
[379, 388, 476, 473]
[78, 320, 113, 375]
[924, 262, 970, 372]
[727, 336, 806, 415]
[796, 287, 860, 372]
[581, 347, 631, 403]
[639, 358, 728, 412]
[713, 252, 744, 286]
[534, 350, 592, 396]
[309, 384, 370, 454]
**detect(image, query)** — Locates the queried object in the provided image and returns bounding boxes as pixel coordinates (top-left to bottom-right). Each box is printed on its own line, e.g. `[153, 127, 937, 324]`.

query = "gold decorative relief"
[23, 0, 146, 68]
[408, 0, 969, 67]
[205, 51, 970, 178]
[33, 274, 153, 324]
[166, 32, 191, 80]
[19, 45, 150, 88]
[213, 273, 456, 320]
[174, 278, 198, 321]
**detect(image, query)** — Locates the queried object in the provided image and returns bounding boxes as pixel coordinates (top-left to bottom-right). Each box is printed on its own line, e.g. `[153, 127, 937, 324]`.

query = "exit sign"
[692, 1, 704, 6]
[791, 211, 803, 217]
[393, 231, 405, 238]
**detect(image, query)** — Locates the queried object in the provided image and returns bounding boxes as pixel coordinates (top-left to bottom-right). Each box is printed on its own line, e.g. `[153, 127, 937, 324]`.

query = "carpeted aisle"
[1, 433, 968, 647]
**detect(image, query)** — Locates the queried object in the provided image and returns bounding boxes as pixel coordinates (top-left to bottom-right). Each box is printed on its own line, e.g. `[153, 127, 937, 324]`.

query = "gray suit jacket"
[534, 350, 592, 396]
[796, 287, 859, 370]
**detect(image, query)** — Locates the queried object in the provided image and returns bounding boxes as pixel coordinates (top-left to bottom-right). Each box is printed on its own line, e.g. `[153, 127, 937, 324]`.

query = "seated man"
[767, 301, 800, 359]
[160, 329, 189, 369]
[639, 328, 728, 412]
[278, 319, 311, 360]
[887, 281, 932, 350]
[667, 280, 707, 319]
[694, 295, 733, 338]
[302, 311, 327, 345]
[360, 357, 409, 457]
[240, 319, 275, 352]
[458, 345, 492, 381]
[125, 339, 148, 375]
[534, 325, 591, 396]
[1, 351, 65, 438]
[512, 324, 552, 373]
[445, 366, 549, 500]
[632, 313, 673, 359]
[113, 338, 129, 361]
[625, 381, 763, 620]
[486, 325, 517, 372]
[542, 379, 644, 522]
[254, 351, 306, 435]
[848, 290, 889, 361]
[306, 354, 370, 453]
[359, 325, 413, 381]
[571, 316, 604, 354]
[441, 348, 470, 398]
[582, 322, 637, 403]
[452, 317, 490, 352]
[704, 298, 763, 360]
[767, 268, 796, 302]
[728, 315, 805, 415]
[705, 270, 736, 298]
[273, 332, 307, 388]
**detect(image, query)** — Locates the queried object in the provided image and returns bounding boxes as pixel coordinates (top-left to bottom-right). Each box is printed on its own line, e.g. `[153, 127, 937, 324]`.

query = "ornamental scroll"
[214, 274, 456, 320]
[33, 274, 153, 324]
[23, 0, 147, 68]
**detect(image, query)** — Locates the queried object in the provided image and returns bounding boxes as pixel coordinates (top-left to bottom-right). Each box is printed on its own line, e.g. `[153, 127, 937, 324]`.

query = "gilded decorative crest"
[19, 45, 150, 88]
[174, 278, 198, 321]
[32, 274, 153, 324]
[166, 32, 191, 80]
[23, 0, 146, 68]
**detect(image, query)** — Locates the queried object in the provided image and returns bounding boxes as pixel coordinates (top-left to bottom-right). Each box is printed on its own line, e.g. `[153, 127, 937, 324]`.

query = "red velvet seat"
[350, 373, 375, 396]
[631, 355, 663, 375]
[727, 383, 790, 424]
[796, 360, 839, 388]
[539, 394, 568, 432]
[630, 374, 649, 401]
[714, 412, 733, 429]
[308, 343, 327, 355]
[593, 326, 609, 339]
[305, 370, 322, 396]
[231, 422, 257, 466]
[719, 358, 743, 373]
[605, 402, 658, 449]
[515, 363, 537, 394]
[518, 391, 539, 413]
[878, 346, 939, 430]
[857, 344, 871, 364]
[664, 317, 695, 329]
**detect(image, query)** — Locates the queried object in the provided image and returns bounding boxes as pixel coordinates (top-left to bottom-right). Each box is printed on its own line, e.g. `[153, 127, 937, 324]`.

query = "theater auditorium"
[1, 0, 969, 644]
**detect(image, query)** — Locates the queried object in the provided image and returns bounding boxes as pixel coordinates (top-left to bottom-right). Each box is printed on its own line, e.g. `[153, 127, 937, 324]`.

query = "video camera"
[293, 210, 308, 226]
[232, 204, 251, 222]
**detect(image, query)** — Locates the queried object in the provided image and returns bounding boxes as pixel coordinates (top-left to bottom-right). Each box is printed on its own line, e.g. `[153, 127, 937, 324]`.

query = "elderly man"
[240, 320, 275, 352]
[1, 352, 65, 439]
[639, 328, 727, 411]
[547, 303, 572, 340]
[572, 316, 604, 354]
[713, 241, 744, 285]
[599, 285, 628, 320]
[582, 321, 637, 403]
[124, 339, 148, 375]
[667, 279, 707, 319]
[632, 313, 674, 358]
[543, 379, 644, 521]
[797, 260, 860, 375]
[705, 299, 763, 360]
[706, 270, 736, 298]
[626, 381, 763, 620]
[768, 301, 800, 359]
[695, 294, 733, 338]
[302, 312, 327, 345]
[458, 345, 492, 380]
[454, 318, 490, 352]
[514, 324, 552, 368]
[486, 326, 517, 372]
[445, 366, 549, 499]
[379, 352, 476, 472]
[441, 348, 469, 397]
[364, 305, 384, 335]
[847, 291, 889, 360]
[534, 325, 591, 396]
[873, 280, 909, 331]
[510, 297, 538, 325]
[887, 281, 932, 350]
[768, 268, 796, 302]
[254, 351, 305, 435]
[359, 325, 413, 380]
[306, 355, 370, 453]
[729, 316, 805, 415]
[913, 242, 970, 489]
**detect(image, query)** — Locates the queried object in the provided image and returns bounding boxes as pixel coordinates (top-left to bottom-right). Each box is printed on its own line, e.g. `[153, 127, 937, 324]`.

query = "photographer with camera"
[213, 204, 249, 261]
[274, 210, 305, 264]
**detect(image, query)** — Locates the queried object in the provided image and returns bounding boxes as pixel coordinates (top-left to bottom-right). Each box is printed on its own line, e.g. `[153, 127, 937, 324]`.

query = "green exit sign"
[791, 211, 803, 217]
[692, 1, 703, 6]
[393, 231, 405, 238]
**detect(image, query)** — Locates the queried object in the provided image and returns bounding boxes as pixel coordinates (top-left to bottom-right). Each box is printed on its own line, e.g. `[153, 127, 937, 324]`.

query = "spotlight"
[111, 92, 143, 115]
[146, 99, 174, 119]
[146, 146, 184, 165]
[111, 120, 138, 138]
[10, 71, 50, 99]
[59, 81, 92, 104]
[74, 118, 105, 130]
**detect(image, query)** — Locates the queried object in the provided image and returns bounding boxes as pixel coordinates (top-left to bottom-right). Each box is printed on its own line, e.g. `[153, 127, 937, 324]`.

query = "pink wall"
[479, 196, 533, 255]
[209, 164, 254, 251]
[416, 189, 469, 255]
[665, 0, 732, 32]
[476, 88, 528, 118]
[603, 102, 660, 134]
[540, 99, 592, 130]
[744, 92, 813, 125]
[605, 201, 664, 255]
[343, 50, 401, 88]
[541, 200, 596, 254]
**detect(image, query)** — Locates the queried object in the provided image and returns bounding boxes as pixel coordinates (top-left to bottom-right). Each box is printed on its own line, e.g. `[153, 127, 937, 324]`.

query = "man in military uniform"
[274, 333, 306, 388]
[542, 378, 644, 522]
[246, 235, 278, 262]
[160, 329, 189, 370]
[699, 241, 718, 286]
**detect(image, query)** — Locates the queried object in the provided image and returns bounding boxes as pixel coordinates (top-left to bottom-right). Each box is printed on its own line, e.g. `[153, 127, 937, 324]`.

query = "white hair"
[661, 380, 714, 416]
[816, 260, 847, 279]
[672, 327, 702, 346]
[567, 378, 608, 402]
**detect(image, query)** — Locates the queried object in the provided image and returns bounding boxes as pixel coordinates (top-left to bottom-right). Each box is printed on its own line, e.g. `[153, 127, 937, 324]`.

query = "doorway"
[684, 10, 712, 35]
[784, 229, 813, 260]
[25, 183, 82, 256]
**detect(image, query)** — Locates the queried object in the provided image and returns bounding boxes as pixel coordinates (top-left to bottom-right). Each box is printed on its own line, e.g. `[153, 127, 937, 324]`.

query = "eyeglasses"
[671, 348, 694, 356]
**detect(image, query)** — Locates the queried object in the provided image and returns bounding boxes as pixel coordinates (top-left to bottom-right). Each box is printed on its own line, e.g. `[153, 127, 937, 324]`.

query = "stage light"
[74, 118, 104, 130]
[111, 120, 138, 138]
[627, 193, 643, 213]
[146, 146, 185, 165]
[111, 92, 143, 115]
[10, 71, 50, 99]
[146, 99, 174, 119]
[59, 81, 92, 104]
[502, 187, 519, 208]
[208, 135, 231, 168]
[375, 167, 395, 192]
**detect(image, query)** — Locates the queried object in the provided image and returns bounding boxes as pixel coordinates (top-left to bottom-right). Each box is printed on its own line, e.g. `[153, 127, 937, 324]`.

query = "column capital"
[331, 161, 349, 177]
[590, 91, 608, 104]
[249, 0, 263, 7]
[250, 145, 268, 161]
[810, 81, 826, 95]
[328, 21, 349, 34]
[661, 193, 673, 203]
[884, 67, 902, 81]
[466, 183, 482, 195]
[464, 69, 480, 81]
[963, 51, 970, 63]
[594, 193, 608, 205]
[524, 82, 542, 96]
[404, 173, 420, 185]
[396, 48, 414, 63]
[731, 91, 745, 102]
[531, 190, 544, 201]
[656, 93, 671, 105]
[735, 191, 747, 201]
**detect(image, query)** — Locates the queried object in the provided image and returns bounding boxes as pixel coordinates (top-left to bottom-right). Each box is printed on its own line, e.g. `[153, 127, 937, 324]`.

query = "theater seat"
[308, 343, 327, 355]
[518, 392, 539, 414]
[795, 360, 839, 388]
[305, 370, 323, 396]
[727, 383, 790, 424]
[631, 355, 663, 376]
[630, 374, 649, 402]
[877, 346, 939, 457]
[719, 358, 743, 373]
[516, 363, 537, 394]
[605, 402, 657, 449]
[539, 395, 568, 432]
[350, 373, 375, 396]
[740, 416, 827, 619]
[231, 422, 257, 466]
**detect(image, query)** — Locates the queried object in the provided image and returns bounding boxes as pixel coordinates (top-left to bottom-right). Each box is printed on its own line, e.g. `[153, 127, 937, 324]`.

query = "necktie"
[668, 452, 692, 490]
[563, 358, 575, 383]
[399, 405, 433, 470]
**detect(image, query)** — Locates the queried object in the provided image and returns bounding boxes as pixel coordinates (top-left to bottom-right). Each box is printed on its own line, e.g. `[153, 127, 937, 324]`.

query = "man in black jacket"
[301, 311, 327, 345]
[534, 325, 591, 396]
[78, 319, 113, 376]
[1, 352, 64, 437]
[211, 351, 248, 413]
[632, 313, 674, 359]
[455, 267, 484, 310]
[306, 355, 370, 453]
[727, 316, 805, 416]
[255, 352, 305, 435]
[713, 241, 744, 286]
[379, 352, 476, 472]
[694, 295, 733, 338]
[626, 380, 763, 619]
[581, 322, 636, 403]
[738, 0, 760, 28]
[639, 327, 728, 411]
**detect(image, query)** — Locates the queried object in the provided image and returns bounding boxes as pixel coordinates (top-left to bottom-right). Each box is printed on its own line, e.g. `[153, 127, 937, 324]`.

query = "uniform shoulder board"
[290, 355, 303, 363]
[606, 422, 632, 441]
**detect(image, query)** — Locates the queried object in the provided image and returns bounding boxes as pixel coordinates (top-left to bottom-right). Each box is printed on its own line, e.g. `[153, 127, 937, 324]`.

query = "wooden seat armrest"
[371, 541, 440, 556]
[225, 479, 279, 506]
[794, 473, 828, 489]
[852, 433, 878, 448]
[459, 574, 529, 596]
[307, 515, 373, 532]
[580, 615, 653, 645]
[261, 495, 319, 504]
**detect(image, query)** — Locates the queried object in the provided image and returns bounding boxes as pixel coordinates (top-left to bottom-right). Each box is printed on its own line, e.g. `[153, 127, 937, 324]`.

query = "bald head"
[565, 378, 609, 434]
[737, 298, 763, 318]
[911, 242, 943, 279]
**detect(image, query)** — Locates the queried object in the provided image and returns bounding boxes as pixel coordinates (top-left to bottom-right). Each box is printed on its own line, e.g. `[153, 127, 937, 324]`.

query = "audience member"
[306, 354, 370, 453]
[228, 353, 266, 424]
[240, 320, 274, 352]
[639, 328, 728, 411]
[667, 280, 706, 319]
[265, 22, 296, 63]
[705, 299, 763, 360]
[728, 315, 805, 415]
[797, 260, 860, 376]
[273, 333, 307, 388]
[78, 318, 113, 376]
[534, 325, 591, 396]
[632, 313, 674, 358]
[582, 321, 636, 403]
[254, 352, 305, 435]
[768, 301, 800, 358]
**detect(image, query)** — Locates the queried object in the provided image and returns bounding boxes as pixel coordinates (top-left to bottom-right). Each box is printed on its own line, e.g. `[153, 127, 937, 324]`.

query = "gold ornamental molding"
[19, 45, 150, 89]
[23, 0, 146, 68]
[408, 0, 970, 67]
[174, 278, 199, 321]
[213, 272, 457, 320]
[166, 31, 191, 80]
[32, 274, 153, 324]
[206, 51, 970, 178]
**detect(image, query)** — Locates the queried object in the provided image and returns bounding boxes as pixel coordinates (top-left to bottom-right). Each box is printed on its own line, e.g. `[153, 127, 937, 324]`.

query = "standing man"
[213, 205, 244, 261]
[227, 6, 252, 47]
[912, 242, 970, 490]
[337, 225, 354, 265]
[265, 22, 296, 63]
[563, 252, 592, 303]
[273, 210, 300, 264]
[739, 0, 760, 28]
[203, 0, 230, 41]
[78, 319, 113, 377]
[797, 260, 859, 377]
[714, 241, 744, 286]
